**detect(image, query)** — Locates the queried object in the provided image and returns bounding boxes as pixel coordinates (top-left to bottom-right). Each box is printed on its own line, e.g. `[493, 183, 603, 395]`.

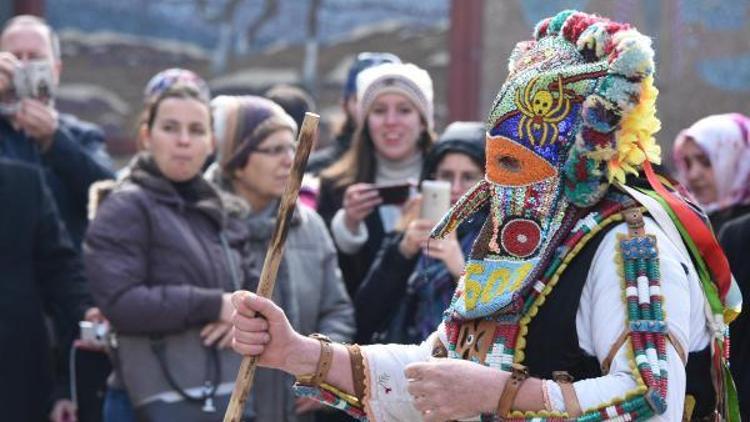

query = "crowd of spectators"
[1, 12, 748, 422]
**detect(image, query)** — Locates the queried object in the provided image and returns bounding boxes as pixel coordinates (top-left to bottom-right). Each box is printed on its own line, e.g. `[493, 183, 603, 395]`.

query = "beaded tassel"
[620, 233, 668, 414]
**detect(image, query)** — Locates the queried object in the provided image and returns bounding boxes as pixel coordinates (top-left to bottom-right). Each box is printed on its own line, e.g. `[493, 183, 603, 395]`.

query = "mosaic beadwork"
[435, 174, 571, 321]
[488, 7, 662, 208]
[500, 218, 541, 258]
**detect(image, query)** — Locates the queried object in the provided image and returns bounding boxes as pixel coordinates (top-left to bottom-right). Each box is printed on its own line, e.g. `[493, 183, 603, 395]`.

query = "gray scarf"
[243, 200, 301, 330]
[244, 202, 305, 421]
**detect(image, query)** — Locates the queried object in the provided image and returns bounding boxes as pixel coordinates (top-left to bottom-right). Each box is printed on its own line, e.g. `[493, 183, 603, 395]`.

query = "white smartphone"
[420, 180, 451, 222]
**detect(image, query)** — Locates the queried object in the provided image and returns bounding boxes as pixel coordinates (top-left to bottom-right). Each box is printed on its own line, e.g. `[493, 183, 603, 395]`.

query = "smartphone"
[373, 182, 412, 205]
[420, 180, 451, 222]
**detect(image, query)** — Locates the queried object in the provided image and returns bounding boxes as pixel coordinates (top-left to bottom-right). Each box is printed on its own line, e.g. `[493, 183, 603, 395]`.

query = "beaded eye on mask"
[431, 10, 661, 320]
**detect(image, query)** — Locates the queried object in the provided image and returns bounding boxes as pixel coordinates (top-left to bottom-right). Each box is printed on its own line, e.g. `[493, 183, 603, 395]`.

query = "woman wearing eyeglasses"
[206, 95, 355, 422]
[354, 122, 488, 344]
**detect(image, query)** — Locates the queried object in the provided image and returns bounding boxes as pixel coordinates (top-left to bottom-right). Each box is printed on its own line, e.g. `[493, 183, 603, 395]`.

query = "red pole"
[14, 0, 45, 17]
[448, 0, 483, 122]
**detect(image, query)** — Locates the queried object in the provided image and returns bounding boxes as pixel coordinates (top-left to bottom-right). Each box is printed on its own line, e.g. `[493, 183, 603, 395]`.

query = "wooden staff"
[224, 112, 319, 422]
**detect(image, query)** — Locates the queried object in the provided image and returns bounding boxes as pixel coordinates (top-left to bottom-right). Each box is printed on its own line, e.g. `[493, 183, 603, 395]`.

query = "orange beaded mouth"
[485, 134, 557, 186]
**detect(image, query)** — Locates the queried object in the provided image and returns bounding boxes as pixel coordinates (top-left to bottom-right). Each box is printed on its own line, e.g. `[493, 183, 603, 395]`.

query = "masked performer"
[231, 10, 742, 421]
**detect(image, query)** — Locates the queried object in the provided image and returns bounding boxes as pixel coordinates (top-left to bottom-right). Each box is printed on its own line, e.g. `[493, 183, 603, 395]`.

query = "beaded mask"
[432, 10, 661, 320]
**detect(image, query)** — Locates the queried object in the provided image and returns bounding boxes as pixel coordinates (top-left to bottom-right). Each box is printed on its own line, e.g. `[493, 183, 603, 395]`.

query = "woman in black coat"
[719, 215, 750, 418]
[318, 63, 435, 298]
[355, 122, 487, 344]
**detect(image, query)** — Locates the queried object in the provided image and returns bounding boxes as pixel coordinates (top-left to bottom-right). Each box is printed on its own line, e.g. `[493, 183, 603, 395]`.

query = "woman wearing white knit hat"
[319, 62, 436, 305]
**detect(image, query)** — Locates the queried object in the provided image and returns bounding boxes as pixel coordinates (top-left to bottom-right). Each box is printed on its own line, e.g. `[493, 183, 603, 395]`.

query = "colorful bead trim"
[432, 178, 491, 239]
[293, 383, 367, 420]
[512, 194, 633, 365]
[484, 205, 669, 421]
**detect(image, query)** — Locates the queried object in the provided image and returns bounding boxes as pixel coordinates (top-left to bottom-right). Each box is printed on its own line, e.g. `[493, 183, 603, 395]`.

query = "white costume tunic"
[360, 217, 711, 421]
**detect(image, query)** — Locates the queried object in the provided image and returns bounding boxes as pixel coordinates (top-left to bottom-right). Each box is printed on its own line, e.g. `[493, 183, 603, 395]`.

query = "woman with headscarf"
[673, 113, 750, 232]
[206, 95, 355, 422]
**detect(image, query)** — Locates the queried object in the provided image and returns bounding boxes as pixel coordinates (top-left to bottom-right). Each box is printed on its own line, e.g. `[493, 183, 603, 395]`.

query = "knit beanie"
[264, 84, 316, 129]
[143, 68, 210, 104]
[211, 95, 297, 173]
[356, 62, 434, 133]
[420, 121, 486, 182]
[343, 52, 401, 99]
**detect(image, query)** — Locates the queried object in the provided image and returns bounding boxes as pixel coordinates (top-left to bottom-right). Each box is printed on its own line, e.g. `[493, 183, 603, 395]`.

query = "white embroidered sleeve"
[360, 329, 447, 421]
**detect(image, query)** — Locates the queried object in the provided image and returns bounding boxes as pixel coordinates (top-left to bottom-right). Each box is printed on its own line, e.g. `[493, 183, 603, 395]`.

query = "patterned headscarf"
[673, 113, 750, 213]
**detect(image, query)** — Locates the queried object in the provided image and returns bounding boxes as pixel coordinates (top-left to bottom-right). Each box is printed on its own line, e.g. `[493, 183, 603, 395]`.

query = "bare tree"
[303, 0, 323, 97]
[245, 0, 280, 47]
[194, 0, 280, 72]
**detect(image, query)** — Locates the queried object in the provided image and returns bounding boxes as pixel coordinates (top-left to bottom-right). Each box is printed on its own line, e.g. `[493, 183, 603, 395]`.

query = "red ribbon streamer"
[642, 161, 731, 300]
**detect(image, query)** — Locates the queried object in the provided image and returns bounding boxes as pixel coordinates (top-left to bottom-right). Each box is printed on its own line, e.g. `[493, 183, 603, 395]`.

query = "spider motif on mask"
[514, 74, 570, 146]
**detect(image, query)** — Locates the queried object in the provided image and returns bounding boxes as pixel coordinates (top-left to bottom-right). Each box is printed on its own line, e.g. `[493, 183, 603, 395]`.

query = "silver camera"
[0, 60, 55, 115]
[79, 320, 110, 347]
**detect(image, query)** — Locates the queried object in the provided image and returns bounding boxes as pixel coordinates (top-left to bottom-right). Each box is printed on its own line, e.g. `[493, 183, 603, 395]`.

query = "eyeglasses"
[252, 143, 296, 157]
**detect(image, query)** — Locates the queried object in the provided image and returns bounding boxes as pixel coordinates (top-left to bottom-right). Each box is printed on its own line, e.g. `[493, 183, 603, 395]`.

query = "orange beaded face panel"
[485, 134, 557, 186]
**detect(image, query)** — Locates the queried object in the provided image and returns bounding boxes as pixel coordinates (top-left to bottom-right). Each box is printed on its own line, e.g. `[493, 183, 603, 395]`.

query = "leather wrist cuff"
[346, 344, 366, 400]
[296, 333, 333, 386]
[497, 363, 529, 417]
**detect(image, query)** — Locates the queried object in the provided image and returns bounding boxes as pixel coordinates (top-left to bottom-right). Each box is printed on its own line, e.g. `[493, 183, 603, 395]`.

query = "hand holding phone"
[399, 218, 434, 258]
[373, 182, 412, 205]
[342, 183, 383, 232]
[420, 180, 451, 222]
[78, 320, 109, 349]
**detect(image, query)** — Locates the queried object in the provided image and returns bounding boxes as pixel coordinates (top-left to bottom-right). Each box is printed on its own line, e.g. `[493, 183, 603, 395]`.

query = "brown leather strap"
[496, 364, 528, 417]
[622, 207, 646, 237]
[667, 331, 687, 365]
[309, 334, 333, 386]
[601, 329, 631, 374]
[602, 329, 687, 374]
[346, 344, 367, 400]
[553, 371, 582, 417]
